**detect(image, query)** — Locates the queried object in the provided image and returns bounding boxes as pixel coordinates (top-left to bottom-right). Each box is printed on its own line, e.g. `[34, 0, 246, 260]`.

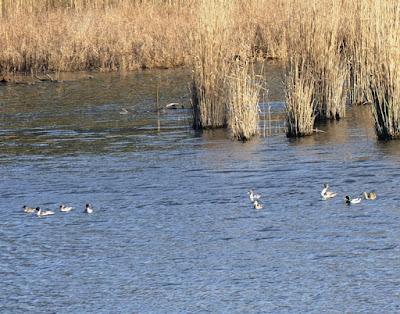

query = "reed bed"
[0, 0, 195, 74]
[285, 55, 316, 137]
[190, 0, 265, 139]
[190, 0, 234, 129]
[363, 1, 400, 139]
[227, 59, 264, 141]
[0, 0, 287, 76]
[341, 0, 369, 106]
[284, 1, 348, 123]
[2, 0, 400, 140]
[313, 2, 348, 120]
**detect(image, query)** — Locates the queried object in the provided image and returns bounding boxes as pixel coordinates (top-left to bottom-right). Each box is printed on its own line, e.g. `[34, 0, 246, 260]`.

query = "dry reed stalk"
[341, 0, 369, 106]
[0, 1, 195, 74]
[364, 1, 400, 139]
[285, 55, 316, 137]
[191, 0, 234, 129]
[309, 1, 348, 120]
[227, 59, 264, 141]
[313, 54, 348, 120]
[4, 0, 399, 143]
[282, 1, 348, 121]
[232, 0, 288, 60]
[0, 0, 297, 76]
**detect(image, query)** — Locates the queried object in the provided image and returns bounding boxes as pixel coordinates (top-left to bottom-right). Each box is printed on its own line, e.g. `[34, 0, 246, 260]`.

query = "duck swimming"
[253, 200, 263, 210]
[248, 190, 261, 202]
[321, 184, 337, 200]
[23, 205, 36, 213]
[59, 204, 73, 212]
[36, 207, 55, 217]
[253, 200, 264, 209]
[119, 108, 129, 115]
[84, 203, 94, 214]
[344, 195, 362, 205]
[165, 102, 184, 110]
[363, 191, 377, 200]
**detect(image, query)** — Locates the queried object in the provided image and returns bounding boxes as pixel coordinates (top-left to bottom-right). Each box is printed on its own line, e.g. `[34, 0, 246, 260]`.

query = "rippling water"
[1, 66, 400, 313]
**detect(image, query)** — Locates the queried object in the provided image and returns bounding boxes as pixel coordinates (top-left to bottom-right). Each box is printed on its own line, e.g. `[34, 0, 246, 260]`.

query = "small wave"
[311, 254, 339, 260]
[368, 244, 397, 251]
[257, 226, 281, 232]
[253, 236, 275, 241]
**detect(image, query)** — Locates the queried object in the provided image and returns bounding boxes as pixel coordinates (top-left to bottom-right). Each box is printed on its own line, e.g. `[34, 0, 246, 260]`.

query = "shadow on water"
[1, 65, 400, 313]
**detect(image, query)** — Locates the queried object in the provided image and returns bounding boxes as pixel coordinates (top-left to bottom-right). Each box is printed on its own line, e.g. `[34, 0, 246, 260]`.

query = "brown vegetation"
[227, 60, 264, 141]
[363, 1, 400, 139]
[284, 54, 316, 137]
[0, 0, 195, 74]
[190, 0, 233, 129]
[1, 0, 400, 140]
[190, 0, 264, 140]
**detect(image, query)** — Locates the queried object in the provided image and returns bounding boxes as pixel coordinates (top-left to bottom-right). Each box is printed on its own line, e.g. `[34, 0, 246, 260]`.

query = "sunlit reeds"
[285, 55, 316, 137]
[2, 0, 400, 141]
[227, 59, 264, 141]
[364, 1, 400, 139]
[312, 2, 348, 120]
[341, 0, 369, 106]
[190, 1, 264, 140]
[190, 0, 234, 129]
[0, 0, 195, 74]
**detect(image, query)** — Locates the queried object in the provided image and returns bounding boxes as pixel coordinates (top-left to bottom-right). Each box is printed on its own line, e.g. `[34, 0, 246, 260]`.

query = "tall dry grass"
[285, 54, 316, 137]
[363, 1, 400, 139]
[0, 0, 287, 76]
[2, 0, 400, 140]
[0, 0, 195, 74]
[315, 1, 348, 120]
[341, 0, 369, 106]
[190, 0, 234, 129]
[190, 0, 265, 139]
[284, 1, 348, 122]
[227, 59, 264, 141]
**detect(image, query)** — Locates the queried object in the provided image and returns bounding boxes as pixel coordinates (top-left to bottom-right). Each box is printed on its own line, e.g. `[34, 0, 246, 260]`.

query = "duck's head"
[323, 183, 329, 188]
[86, 203, 91, 208]
[369, 191, 377, 198]
[36, 207, 41, 211]
[344, 196, 351, 203]
[22, 205, 26, 209]
[247, 190, 252, 195]
[59, 204, 64, 209]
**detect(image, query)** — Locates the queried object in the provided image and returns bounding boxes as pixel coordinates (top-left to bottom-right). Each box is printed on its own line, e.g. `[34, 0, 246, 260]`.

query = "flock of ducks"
[247, 184, 377, 210]
[25, 184, 376, 217]
[23, 203, 94, 217]
[321, 183, 377, 204]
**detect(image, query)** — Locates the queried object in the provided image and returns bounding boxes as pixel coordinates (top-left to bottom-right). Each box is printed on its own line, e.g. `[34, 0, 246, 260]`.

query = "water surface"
[1, 66, 400, 313]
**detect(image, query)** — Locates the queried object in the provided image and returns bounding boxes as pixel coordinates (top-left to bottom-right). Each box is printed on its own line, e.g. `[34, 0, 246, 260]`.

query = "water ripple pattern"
[1, 67, 400, 313]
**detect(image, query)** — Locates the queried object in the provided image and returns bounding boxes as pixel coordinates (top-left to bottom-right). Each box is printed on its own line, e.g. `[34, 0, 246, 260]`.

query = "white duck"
[321, 184, 337, 200]
[59, 204, 73, 212]
[344, 195, 362, 205]
[253, 200, 263, 210]
[36, 207, 55, 217]
[84, 203, 94, 214]
[248, 190, 261, 202]
[119, 108, 129, 115]
[363, 191, 377, 200]
[23, 205, 36, 213]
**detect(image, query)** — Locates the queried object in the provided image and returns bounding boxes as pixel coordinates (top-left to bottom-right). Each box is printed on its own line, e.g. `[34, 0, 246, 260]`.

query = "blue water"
[1, 68, 400, 313]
